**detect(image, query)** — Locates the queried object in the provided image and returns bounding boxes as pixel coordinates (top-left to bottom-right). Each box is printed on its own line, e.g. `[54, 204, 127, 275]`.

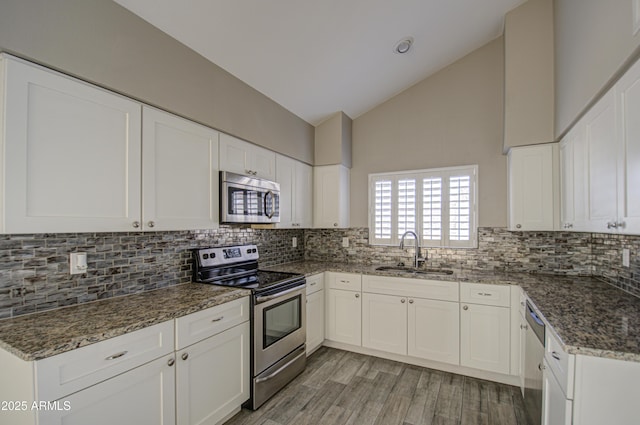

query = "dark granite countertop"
[264, 261, 640, 362]
[0, 283, 250, 361]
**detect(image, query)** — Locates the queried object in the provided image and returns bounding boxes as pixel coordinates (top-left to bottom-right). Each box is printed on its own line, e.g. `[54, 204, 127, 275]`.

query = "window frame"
[368, 165, 478, 248]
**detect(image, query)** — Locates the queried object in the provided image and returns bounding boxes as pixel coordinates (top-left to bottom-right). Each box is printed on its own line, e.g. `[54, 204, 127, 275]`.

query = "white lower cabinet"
[362, 293, 407, 355]
[326, 288, 361, 346]
[460, 303, 510, 374]
[39, 355, 176, 425]
[306, 273, 325, 355]
[542, 359, 572, 425]
[176, 321, 250, 425]
[407, 297, 459, 365]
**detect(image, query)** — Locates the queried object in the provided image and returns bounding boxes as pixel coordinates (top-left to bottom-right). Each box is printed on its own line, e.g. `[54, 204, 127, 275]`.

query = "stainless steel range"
[192, 244, 306, 410]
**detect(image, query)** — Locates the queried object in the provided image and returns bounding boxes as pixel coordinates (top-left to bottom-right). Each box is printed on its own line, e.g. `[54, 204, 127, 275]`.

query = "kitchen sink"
[375, 266, 454, 275]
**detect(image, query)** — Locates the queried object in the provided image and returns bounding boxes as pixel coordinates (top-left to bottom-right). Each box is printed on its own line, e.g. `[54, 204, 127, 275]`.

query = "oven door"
[221, 181, 280, 224]
[254, 285, 306, 375]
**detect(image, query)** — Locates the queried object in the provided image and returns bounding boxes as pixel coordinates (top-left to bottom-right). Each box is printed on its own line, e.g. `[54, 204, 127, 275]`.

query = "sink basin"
[375, 266, 454, 275]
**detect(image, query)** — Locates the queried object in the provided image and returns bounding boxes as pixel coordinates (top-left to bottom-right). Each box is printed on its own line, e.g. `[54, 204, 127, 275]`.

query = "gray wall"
[351, 38, 506, 228]
[503, 0, 554, 150]
[555, 0, 640, 138]
[0, 0, 314, 164]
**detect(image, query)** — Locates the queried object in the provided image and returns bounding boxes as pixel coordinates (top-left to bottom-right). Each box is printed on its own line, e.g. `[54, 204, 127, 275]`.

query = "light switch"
[70, 252, 88, 275]
[292, 237, 297, 248]
[342, 237, 349, 248]
[623, 248, 630, 267]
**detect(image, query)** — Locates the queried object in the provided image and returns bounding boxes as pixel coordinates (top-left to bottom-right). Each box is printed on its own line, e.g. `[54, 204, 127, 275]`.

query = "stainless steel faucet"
[399, 231, 426, 268]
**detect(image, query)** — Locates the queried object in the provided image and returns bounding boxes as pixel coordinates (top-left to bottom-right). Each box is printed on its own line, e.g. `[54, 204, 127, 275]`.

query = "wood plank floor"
[225, 347, 530, 425]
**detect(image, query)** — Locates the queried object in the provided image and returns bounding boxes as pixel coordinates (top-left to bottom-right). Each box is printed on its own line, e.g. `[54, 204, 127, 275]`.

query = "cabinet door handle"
[105, 350, 128, 361]
[132, 221, 140, 229]
[520, 324, 528, 330]
[607, 221, 618, 229]
[538, 363, 546, 371]
[167, 358, 175, 367]
[401, 298, 406, 303]
[211, 316, 224, 323]
[147, 221, 155, 228]
[516, 224, 522, 229]
[182, 353, 189, 361]
[551, 351, 561, 360]
[355, 293, 360, 298]
[334, 223, 338, 227]
[463, 305, 469, 311]
[409, 299, 414, 304]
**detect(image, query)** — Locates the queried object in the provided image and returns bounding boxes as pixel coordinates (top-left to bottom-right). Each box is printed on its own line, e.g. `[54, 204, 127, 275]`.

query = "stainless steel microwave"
[220, 171, 280, 224]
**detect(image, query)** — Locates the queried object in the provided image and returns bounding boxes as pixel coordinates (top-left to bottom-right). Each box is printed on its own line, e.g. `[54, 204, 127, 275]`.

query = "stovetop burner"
[192, 245, 304, 293]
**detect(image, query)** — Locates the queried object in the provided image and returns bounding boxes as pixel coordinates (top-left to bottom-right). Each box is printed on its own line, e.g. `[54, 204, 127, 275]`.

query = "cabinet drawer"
[327, 272, 362, 291]
[545, 330, 575, 399]
[35, 320, 174, 402]
[306, 273, 325, 295]
[362, 275, 458, 302]
[175, 297, 250, 350]
[460, 282, 511, 307]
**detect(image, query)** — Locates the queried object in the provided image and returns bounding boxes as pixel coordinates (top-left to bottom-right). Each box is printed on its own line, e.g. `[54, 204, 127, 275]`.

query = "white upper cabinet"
[584, 90, 619, 232]
[142, 107, 219, 231]
[313, 164, 350, 228]
[276, 154, 312, 228]
[0, 55, 142, 233]
[616, 58, 640, 234]
[219, 133, 276, 180]
[559, 125, 589, 231]
[508, 144, 558, 231]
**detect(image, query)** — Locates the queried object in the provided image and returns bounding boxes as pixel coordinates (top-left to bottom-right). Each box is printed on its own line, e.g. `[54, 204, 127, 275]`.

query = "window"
[368, 165, 478, 248]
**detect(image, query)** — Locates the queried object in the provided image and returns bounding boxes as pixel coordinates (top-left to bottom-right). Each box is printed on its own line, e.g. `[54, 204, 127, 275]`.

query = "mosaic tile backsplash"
[0, 227, 304, 319]
[305, 227, 640, 298]
[1, 226, 639, 318]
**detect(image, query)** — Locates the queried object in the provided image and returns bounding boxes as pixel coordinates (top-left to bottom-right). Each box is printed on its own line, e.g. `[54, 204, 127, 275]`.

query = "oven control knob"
[252, 249, 257, 253]
[247, 249, 251, 254]
[211, 253, 215, 258]
[203, 254, 209, 259]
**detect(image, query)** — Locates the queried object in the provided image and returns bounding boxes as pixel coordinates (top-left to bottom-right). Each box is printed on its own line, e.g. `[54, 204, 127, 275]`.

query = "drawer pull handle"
[211, 316, 224, 323]
[538, 363, 546, 371]
[105, 351, 128, 361]
[477, 292, 492, 296]
[340, 280, 348, 283]
[310, 282, 316, 286]
[551, 351, 561, 360]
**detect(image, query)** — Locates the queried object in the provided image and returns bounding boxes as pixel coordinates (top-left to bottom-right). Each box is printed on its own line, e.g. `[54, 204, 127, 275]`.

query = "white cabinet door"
[585, 89, 619, 232]
[276, 154, 295, 227]
[617, 58, 640, 234]
[39, 355, 176, 425]
[142, 107, 219, 231]
[508, 144, 557, 231]
[460, 303, 510, 374]
[276, 155, 313, 228]
[362, 293, 407, 355]
[295, 161, 313, 228]
[1, 55, 142, 233]
[219, 133, 275, 180]
[306, 289, 325, 355]
[560, 125, 589, 232]
[407, 298, 459, 365]
[313, 165, 350, 228]
[326, 288, 361, 346]
[542, 361, 572, 425]
[176, 321, 250, 425]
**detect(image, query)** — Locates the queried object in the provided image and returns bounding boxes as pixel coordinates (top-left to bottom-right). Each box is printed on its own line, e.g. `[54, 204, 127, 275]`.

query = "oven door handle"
[264, 190, 276, 219]
[255, 348, 306, 384]
[255, 285, 303, 304]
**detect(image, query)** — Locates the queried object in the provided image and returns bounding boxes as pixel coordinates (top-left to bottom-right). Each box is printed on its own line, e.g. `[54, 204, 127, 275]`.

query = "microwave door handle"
[264, 190, 276, 219]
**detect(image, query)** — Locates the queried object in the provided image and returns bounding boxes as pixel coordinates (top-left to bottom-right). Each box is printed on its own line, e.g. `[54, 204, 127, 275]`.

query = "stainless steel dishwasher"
[523, 300, 545, 425]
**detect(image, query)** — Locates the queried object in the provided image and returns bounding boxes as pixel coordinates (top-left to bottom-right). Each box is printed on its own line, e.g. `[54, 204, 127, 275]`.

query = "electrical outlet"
[70, 252, 88, 275]
[342, 237, 349, 248]
[292, 237, 297, 248]
[623, 248, 630, 267]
